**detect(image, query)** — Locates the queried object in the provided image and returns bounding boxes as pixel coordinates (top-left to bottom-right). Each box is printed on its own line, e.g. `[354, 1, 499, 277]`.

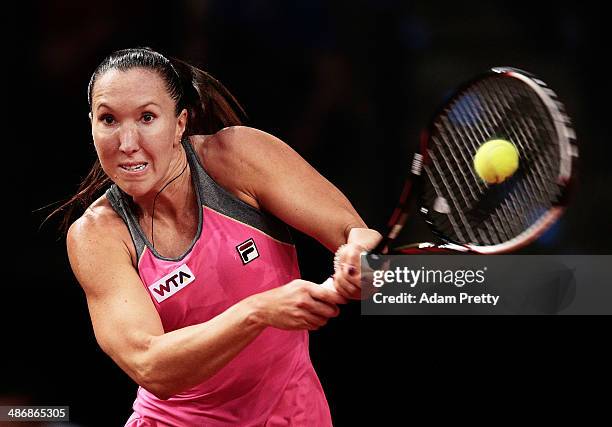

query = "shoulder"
[68, 195, 124, 242]
[67, 195, 135, 273]
[189, 127, 292, 208]
[213, 125, 280, 146]
[193, 126, 287, 168]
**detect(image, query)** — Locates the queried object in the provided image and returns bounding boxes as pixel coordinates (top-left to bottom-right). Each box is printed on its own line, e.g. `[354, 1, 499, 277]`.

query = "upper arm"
[67, 215, 163, 385]
[204, 127, 366, 251]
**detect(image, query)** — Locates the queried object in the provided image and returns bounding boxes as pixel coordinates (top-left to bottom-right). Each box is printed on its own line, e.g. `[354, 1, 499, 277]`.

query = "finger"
[359, 269, 378, 295]
[337, 262, 361, 287]
[333, 274, 360, 299]
[306, 299, 340, 319]
[303, 312, 329, 329]
[297, 288, 342, 317]
[309, 283, 349, 305]
[335, 250, 364, 292]
[335, 266, 362, 290]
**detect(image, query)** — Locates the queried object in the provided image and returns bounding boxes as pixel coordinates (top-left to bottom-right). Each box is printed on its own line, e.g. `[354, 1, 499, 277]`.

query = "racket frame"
[382, 67, 578, 255]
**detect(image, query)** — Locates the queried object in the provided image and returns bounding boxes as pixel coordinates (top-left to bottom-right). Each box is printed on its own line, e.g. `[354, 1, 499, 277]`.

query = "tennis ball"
[473, 139, 519, 184]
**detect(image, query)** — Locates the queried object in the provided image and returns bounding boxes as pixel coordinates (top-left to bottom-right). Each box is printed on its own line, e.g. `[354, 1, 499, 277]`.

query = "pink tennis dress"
[106, 139, 332, 427]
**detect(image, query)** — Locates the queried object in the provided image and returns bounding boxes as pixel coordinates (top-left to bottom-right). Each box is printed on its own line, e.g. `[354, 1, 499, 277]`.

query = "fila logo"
[148, 264, 196, 303]
[236, 238, 259, 265]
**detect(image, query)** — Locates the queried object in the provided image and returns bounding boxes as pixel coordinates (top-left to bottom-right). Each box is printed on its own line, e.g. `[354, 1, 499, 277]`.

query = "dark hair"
[47, 47, 246, 232]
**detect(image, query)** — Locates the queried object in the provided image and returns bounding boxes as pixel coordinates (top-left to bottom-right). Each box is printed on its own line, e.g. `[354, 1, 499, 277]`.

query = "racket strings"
[461, 83, 552, 241]
[423, 75, 562, 246]
[489, 80, 559, 191]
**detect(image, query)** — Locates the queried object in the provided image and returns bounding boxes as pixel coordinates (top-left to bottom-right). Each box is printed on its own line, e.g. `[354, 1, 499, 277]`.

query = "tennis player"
[60, 48, 381, 426]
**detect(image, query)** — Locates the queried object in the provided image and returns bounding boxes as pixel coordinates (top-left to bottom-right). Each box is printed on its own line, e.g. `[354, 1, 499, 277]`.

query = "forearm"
[142, 296, 265, 399]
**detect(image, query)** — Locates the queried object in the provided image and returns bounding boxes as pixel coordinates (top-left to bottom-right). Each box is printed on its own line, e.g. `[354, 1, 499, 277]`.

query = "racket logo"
[236, 238, 260, 265]
[148, 264, 196, 303]
[411, 153, 423, 175]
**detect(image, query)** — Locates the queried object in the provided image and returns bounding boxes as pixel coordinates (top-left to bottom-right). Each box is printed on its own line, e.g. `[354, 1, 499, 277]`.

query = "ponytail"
[169, 57, 246, 135]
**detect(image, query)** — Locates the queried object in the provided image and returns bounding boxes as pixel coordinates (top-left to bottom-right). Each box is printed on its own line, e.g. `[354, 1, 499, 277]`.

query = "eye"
[142, 112, 155, 123]
[100, 114, 115, 125]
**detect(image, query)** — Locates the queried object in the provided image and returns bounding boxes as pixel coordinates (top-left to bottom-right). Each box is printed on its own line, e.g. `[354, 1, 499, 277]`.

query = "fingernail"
[347, 265, 357, 276]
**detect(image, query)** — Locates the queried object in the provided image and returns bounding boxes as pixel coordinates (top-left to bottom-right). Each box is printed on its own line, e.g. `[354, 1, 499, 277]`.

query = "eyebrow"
[96, 102, 161, 112]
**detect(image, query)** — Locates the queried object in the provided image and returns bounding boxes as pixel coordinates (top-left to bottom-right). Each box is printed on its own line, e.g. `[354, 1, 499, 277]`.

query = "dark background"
[6, 1, 610, 425]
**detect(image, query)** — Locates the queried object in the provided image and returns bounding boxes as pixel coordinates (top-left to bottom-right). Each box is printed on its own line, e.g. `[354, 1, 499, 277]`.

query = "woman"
[61, 47, 381, 426]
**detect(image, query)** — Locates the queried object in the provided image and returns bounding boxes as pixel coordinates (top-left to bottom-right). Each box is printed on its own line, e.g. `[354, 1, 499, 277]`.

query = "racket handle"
[320, 277, 336, 291]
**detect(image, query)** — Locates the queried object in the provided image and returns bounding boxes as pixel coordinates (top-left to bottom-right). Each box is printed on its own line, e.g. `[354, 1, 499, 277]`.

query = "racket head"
[414, 67, 578, 254]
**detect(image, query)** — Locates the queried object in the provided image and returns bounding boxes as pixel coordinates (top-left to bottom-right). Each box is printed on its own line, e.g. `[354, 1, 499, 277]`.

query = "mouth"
[119, 162, 148, 172]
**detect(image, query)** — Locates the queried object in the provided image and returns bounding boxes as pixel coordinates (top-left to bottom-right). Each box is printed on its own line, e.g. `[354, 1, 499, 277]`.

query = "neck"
[134, 149, 194, 223]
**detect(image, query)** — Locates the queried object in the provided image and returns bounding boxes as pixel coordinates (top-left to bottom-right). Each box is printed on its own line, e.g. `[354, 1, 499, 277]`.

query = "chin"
[115, 181, 152, 200]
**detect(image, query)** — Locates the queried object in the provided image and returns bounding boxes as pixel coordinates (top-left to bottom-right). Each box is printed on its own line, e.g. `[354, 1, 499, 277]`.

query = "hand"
[332, 243, 366, 300]
[250, 279, 348, 331]
[332, 228, 383, 300]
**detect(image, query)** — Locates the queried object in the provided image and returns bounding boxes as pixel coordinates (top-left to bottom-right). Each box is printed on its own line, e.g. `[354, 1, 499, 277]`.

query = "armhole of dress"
[105, 186, 148, 264]
[182, 137, 295, 245]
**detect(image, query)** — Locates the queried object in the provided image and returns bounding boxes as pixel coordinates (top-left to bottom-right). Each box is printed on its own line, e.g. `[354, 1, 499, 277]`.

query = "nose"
[118, 124, 141, 155]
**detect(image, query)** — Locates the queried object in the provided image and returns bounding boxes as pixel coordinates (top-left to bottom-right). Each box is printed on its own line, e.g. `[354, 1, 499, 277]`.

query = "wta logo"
[236, 238, 259, 265]
[148, 264, 195, 303]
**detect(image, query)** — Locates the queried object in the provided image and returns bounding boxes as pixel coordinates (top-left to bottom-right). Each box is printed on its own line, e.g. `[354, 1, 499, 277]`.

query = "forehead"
[92, 68, 172, 109]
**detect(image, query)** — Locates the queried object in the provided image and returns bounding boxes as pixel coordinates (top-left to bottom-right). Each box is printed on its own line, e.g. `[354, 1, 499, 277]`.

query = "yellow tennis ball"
[473, 139, 519, 184]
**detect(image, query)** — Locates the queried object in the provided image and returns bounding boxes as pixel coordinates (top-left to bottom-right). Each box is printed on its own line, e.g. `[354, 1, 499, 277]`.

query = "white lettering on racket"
[411, 153, 423, 175]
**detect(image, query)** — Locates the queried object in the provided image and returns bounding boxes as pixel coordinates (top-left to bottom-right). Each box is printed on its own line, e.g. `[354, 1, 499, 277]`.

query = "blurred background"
[6, 1, 609, 425]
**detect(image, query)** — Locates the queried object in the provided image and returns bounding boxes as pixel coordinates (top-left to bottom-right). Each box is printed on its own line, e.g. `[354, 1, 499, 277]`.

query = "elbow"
[148, 388, 173, 401]
[139, 363, 218, 400]
[130, 344, 176, 401]
[136, 357, 179, 401]
[101, 337, 181, 400]
[138, 367, 175, 401]
[141, 384, 171, 401]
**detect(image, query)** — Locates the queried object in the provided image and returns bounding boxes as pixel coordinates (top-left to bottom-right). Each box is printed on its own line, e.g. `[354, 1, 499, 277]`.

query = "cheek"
[92, 133, 114, 155]
[92, 135, 118, 171]
[134, 121, 175, 149]
[93, 144, 115, 177]
[153, 121, 180, 144]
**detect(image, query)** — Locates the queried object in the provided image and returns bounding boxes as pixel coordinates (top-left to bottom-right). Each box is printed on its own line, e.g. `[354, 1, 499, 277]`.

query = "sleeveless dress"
[106, 138, 332, 426]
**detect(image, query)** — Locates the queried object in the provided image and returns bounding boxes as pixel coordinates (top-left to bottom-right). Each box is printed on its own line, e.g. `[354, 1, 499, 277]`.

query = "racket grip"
[320, 277, 336, 291]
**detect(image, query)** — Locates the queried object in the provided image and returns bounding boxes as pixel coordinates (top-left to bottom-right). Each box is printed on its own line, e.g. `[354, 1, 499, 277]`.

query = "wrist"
[347, 227, 382, 251]
[242, 293, 269, 329]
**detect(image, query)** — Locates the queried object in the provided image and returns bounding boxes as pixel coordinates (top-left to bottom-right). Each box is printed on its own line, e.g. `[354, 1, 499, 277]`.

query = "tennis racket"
[322, 66, 578, 290]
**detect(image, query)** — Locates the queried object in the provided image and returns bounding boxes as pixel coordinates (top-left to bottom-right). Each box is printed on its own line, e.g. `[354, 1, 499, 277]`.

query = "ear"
[89, 112, 95, 140]
[175, 108, 188, 145]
